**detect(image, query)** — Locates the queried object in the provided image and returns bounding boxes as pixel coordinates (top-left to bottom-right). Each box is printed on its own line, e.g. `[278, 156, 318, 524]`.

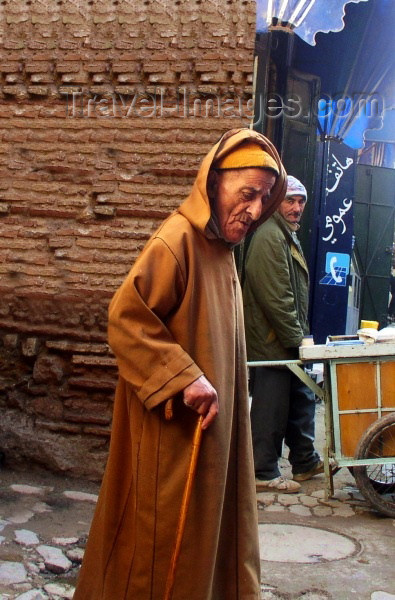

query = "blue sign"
[320, 252, 350, 287]
[310, 141, 356, 343]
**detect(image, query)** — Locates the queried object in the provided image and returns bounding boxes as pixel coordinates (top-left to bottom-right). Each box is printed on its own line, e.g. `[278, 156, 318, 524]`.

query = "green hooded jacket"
[243, 212, 310, 361]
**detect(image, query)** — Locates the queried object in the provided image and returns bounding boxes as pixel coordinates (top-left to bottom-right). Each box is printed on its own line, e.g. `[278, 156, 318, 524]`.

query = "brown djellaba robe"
[73, 129, 286, 600]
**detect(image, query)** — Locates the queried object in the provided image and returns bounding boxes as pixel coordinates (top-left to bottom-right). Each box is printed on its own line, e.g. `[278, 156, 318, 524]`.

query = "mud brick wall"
[0, 0, 256, 480]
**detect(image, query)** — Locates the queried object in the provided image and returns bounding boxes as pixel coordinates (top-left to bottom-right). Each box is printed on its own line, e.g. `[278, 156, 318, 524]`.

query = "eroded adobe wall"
[0, 0, 255, 480]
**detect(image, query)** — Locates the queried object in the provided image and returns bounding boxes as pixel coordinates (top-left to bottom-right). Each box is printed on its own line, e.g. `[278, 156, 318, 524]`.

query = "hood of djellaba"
[178, 128, 287, 243]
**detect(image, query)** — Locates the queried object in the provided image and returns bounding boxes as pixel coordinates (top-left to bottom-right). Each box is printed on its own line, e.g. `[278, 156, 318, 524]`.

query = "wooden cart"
[248, 342, 395, 517]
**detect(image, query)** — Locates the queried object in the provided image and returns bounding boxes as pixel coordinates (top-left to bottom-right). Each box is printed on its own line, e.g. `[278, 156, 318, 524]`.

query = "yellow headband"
[214, 141, 279, 174]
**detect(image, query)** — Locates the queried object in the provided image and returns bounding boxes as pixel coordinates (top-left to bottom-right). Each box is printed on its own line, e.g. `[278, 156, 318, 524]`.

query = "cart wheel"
[347, 465, 392, 493]
[353, 412, 395, 518]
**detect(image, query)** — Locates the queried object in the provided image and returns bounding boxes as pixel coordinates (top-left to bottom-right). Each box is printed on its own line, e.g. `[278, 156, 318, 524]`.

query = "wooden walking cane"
[163, 398, 204, 600]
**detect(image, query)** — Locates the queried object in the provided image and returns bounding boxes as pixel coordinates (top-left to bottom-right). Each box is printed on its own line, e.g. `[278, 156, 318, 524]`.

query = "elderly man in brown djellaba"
[73, 128, 286, 600]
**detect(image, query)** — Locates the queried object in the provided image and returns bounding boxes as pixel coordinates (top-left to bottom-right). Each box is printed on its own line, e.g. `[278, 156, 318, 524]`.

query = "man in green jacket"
[243, 175, 322, 493]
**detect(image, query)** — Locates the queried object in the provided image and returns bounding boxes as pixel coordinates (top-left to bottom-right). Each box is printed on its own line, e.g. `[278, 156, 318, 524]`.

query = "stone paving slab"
[257, 484, 370, 518]
[0, 470, 97, 599]
[0, 465, 394, 599]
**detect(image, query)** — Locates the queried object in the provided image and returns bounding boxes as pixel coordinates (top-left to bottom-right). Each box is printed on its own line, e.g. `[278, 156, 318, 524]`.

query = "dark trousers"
[250, 366, 320, 480]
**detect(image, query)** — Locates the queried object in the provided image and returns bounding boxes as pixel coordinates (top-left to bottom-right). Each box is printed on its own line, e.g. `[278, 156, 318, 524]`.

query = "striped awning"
[256, 0, 369, 45]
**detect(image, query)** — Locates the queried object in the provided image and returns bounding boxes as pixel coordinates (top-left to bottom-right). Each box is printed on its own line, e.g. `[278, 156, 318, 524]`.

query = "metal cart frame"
[248, 342, 395, 517]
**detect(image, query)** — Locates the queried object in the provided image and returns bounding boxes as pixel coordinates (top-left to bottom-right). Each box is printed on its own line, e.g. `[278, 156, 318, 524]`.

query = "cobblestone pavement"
[0, 468, 98, 600]
[0, 402, 394, 600]
[257, 478, 395, 600]
[256, 406, 395, 600]
[0, 464, 394, 600]
[258, 483, 365, 518]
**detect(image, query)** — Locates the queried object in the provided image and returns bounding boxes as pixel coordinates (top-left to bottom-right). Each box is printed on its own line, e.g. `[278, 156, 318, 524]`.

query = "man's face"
[277, 195, 306, 225]
[210, 168, 276, 244]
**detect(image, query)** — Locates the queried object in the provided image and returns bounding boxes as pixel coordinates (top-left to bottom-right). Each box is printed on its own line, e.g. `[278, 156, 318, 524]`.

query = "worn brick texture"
[0, 0, 256, 480]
